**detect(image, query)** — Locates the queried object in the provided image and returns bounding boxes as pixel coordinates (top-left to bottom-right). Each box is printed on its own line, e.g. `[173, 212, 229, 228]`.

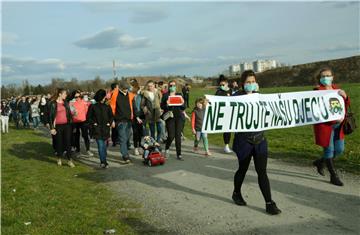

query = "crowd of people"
[0, 66, 350, 215]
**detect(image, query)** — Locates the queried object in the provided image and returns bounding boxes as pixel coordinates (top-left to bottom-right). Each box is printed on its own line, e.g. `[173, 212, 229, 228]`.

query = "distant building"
[229, 64, 241, 75]
[240, 62, 253, 71]
[190, 77, 204, 83]
[225, 59, 282, 76]
[253, 59, 278, 72]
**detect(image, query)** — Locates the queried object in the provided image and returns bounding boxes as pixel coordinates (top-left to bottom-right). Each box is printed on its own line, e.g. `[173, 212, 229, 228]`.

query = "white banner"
[202, 90, 345, 133]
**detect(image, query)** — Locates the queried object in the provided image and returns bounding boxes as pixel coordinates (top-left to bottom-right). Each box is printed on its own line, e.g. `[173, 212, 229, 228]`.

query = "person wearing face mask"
[232, 70, 281, 215]
[70, 90, 92, 157]
[312, 67, 350, 186]
[215, 75, 233, 154]
[109, 80, 135, 163]
[160, 80, 186, 160]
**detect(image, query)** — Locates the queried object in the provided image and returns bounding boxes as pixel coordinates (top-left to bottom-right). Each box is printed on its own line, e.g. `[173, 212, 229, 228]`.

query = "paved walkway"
[75, 140, 360, 235]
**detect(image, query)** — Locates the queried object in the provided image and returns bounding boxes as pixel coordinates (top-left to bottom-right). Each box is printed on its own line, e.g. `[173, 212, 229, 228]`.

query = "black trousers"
[55, 124, 72, 160]
[223, 132, 231, 145]
[72, 122, 90, 152]
[132, 120, 144, 148]
[165, 117, 184, 156]
[184, 96, 189, 108]
[233, 140, 272, 203]
[52, 134, 57, 151]
[111, 126, 119, 145]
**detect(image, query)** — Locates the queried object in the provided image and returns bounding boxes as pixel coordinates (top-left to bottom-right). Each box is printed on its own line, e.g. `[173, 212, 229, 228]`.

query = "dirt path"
[76, 140, 360, 235]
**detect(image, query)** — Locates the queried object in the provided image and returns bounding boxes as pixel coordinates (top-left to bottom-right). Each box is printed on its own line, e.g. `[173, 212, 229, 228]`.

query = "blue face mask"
[320, 76, 333, 86]
[169, 86, 176, 92]
[244, 83, 258, 92]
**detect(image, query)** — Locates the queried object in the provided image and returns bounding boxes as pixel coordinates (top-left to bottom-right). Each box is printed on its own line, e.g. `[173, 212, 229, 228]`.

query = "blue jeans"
[149, 121, 162, 142]
[323, 124, 345, 159]
[21, 112, 30, 128]
[117, 121, 131, 160]
[32, 116, 40, 128]
[96, 139, 107, 164]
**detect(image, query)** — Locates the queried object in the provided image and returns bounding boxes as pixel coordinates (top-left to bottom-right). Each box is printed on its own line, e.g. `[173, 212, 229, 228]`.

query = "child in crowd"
[191, 98, 211, 156]
[141, 135, 161, 160]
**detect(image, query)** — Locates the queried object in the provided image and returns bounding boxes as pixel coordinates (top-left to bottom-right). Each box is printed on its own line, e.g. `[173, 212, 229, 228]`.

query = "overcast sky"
[1, 1, 359, 85]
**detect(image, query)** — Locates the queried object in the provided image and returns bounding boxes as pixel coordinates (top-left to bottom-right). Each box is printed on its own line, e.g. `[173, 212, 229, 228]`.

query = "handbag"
[343, 106, 357, 135]
[162, 111, 174, 121]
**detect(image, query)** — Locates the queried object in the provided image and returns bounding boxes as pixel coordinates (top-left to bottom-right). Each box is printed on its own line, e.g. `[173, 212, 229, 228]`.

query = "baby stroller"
[142, 145, 166, 167]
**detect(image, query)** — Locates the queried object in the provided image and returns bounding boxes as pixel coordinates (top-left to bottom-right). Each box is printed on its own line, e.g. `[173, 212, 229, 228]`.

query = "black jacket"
[215, 88, 232, 96]
[232, 90, 265, 143]
[48, 100, 72, 129]
[87, 103, 114, 140]
[17, 101, 31, 113]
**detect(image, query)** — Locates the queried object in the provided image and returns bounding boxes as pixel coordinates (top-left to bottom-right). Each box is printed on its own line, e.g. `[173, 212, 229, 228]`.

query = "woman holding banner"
[312, 67, 350, 186]
[215, 75, 233, 154]
[232, 70, 281, 215]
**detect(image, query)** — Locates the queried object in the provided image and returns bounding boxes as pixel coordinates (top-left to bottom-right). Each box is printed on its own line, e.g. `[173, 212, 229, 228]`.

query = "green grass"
[184, 83, 360, 174]
[1, 127, 145, 235]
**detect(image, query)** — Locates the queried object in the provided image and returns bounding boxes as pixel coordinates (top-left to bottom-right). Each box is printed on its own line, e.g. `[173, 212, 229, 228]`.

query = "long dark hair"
[51, 88, 67, 101]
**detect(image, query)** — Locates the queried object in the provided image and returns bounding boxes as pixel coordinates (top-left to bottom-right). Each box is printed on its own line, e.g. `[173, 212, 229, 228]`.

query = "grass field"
[183, 83, 360, 173]
[1, 127, 148, 235]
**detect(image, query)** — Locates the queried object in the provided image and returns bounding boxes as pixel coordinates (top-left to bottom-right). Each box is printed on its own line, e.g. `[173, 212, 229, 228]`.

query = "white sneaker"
[134, 148, 140, 156]
[68, 160, 75, 168]
[224, 145, 233, 153]
[164, 149, 170, 158]
[57, 158, 62, 166]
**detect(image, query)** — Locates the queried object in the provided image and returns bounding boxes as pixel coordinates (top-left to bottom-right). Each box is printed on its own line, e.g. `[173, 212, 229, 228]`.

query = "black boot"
[325, 158, 344, 186]
[232, 191, 247, 206]
[266, 201, 281, 215]
[313, 158, 325, 176]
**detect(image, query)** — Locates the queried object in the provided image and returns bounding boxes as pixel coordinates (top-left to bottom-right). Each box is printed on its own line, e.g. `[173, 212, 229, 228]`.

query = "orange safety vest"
[109, 88, 135, 120]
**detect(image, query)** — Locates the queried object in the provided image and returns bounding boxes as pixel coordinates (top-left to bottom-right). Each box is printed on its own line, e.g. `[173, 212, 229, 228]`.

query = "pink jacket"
[71, 99, 90, 123]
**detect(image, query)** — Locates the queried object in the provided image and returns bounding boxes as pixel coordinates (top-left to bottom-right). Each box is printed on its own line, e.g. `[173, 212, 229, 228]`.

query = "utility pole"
[112, 60, 117, 79]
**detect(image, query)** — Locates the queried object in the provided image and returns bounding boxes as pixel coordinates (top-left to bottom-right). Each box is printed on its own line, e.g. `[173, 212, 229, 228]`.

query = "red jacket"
[70, 99, 90, 123]
[313, 84, 350, 147]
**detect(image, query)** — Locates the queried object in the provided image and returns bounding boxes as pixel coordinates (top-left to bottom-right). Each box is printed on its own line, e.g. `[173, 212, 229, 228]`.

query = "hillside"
[255, 55, 360, 87]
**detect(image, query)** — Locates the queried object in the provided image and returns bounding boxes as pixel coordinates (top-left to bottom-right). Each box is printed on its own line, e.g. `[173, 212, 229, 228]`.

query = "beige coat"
[141, 90, 162, 122]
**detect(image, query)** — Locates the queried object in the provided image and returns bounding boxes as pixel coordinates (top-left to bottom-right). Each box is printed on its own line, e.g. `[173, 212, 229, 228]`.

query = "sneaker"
[134, 148, 140, 156]
[104, 163, 109, 169]
[100, 163, 106, 168]
[57, 158, 62, 166]
[125, 159, 131, 164]
[266, 201, 281, 215]
[164, 149, 170, 158]
[68, 160, 75, 168]
[224, 145, 233, 154]
[86, 150, 94, 157]
[205, 151, 212, 156]
[177, 155, 184, 161]
[232, 192, 247, 206]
